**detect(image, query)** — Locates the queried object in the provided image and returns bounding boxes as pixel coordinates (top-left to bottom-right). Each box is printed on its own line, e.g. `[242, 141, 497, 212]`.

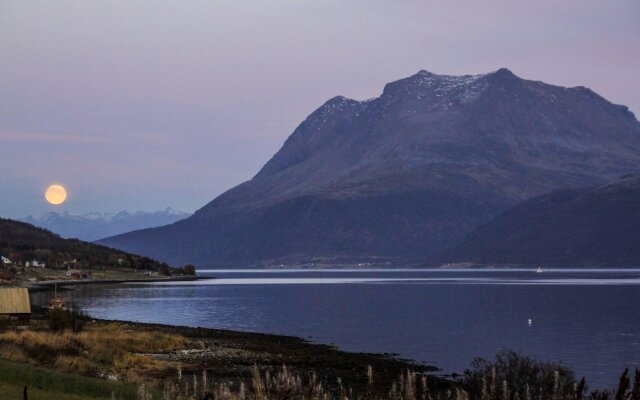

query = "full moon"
[45, 184, 67, 205]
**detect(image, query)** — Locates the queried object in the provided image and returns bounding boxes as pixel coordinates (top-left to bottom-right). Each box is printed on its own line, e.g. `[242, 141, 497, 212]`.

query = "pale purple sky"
[1, 0, 639, 218]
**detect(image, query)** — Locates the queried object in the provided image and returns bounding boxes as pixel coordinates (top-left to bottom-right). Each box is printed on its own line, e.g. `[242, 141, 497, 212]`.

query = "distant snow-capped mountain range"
[21, 208, 191, 242]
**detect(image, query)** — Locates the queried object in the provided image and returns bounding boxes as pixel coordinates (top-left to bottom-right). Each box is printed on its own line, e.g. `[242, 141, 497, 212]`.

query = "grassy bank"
[0, 357, 138, 400]
[0, 320, 188, 383]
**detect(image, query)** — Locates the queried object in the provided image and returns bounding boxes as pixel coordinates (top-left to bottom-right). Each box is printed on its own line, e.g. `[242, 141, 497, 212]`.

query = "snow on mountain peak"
[19, 208, 191, 242]
[381, 69, 491, 106]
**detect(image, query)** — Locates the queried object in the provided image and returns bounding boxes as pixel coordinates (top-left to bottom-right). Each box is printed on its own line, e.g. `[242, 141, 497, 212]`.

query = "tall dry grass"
[154, 365, 467, 400]
[152, 363, 640, 400]
[0, 322, 188, 379]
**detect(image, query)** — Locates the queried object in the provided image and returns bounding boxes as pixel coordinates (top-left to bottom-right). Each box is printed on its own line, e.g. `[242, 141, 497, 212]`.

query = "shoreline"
[25, 276, 447, 380]
[9, 274, 634, 396]
[14, 305, 454, 396]
[22, 273, 455, 392]
[92, 315, 440, 373]
[87, 316, 451, 392]
[25, 274, 203, 292]
[21, 269, 638, 391]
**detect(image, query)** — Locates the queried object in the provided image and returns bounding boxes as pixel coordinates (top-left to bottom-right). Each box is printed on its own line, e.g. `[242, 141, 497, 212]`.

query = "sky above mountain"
[1, 0, 639, 218]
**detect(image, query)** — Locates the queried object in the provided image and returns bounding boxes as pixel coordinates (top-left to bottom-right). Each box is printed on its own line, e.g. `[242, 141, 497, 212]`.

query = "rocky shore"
[95, 316, 450, 393]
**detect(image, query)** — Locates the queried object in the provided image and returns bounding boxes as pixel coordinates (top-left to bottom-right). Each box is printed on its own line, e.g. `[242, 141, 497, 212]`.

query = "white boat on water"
[536, 267, 543, 273]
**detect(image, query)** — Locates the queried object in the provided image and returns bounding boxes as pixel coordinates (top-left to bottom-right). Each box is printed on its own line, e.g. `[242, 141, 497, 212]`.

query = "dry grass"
[81, 322, 189, 353]
[153, 364, 640, 400]
[0, 329, 81, 353]
[0, 321, 188, 382]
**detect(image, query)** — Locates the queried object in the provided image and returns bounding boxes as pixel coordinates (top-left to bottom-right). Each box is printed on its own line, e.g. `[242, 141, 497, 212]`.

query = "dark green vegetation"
[0, 358, 137, 400]
[100, 69, 640, 268]
[47, 305, 87, 333]
[0, 218, 194, 274]
[440, 174, 640, 267]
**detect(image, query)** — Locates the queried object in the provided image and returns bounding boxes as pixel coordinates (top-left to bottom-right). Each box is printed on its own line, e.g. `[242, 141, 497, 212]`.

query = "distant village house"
[1, 256, 11, 265]
[25, 260, 46, 268]
[65, 269, 89, 279]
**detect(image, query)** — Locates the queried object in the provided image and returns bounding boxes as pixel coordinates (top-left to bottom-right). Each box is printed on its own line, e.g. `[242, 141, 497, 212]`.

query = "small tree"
[159, 263, 171, 276]
[68, 303, 87, 333]
[47, 303, 87, 333]
[47, 308, 70, 332]
[182, 264, 196, 275]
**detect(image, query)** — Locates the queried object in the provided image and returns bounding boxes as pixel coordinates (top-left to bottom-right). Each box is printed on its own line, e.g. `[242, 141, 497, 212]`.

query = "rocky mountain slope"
[21, 208, 190, 242]
[99, 68, 640, 267]
[438, 174, 640, 267]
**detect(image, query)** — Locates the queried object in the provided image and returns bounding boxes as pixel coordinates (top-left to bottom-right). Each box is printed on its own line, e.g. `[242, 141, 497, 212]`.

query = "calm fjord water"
[46, 269, 640, 388]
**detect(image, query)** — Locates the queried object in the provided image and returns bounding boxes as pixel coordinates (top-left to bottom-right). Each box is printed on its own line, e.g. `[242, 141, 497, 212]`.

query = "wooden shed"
[0, 288, 31, 324]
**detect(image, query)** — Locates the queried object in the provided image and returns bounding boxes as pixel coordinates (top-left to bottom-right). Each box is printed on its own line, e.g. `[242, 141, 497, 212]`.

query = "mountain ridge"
[0, 218, 170, 272]
[21, 208, 190, 242]
[437, 174, 640, 267]
[99, 68, 640, 267]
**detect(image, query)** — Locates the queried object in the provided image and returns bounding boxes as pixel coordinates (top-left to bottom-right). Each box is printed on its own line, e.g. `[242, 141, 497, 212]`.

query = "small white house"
[1, 256, 11, 265]
[26, 260, 46, 268]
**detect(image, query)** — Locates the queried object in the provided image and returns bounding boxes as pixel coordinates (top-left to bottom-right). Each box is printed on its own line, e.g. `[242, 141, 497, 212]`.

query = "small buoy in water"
[528, 318, 533, 326]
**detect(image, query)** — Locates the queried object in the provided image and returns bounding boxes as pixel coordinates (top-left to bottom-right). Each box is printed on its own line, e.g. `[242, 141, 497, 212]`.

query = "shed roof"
[0, 288, 31, 314]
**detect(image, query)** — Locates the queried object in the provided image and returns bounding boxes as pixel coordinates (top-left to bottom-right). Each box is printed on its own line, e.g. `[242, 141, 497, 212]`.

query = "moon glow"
[45, 184, 67, 205]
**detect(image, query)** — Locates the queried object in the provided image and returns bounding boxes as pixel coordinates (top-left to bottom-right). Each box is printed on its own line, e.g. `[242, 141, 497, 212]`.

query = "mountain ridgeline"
[99, 69, 640, 267]
[21, 208, 190, 242]
[0, 218, 169, 271]
[439, 174, 640, 267]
